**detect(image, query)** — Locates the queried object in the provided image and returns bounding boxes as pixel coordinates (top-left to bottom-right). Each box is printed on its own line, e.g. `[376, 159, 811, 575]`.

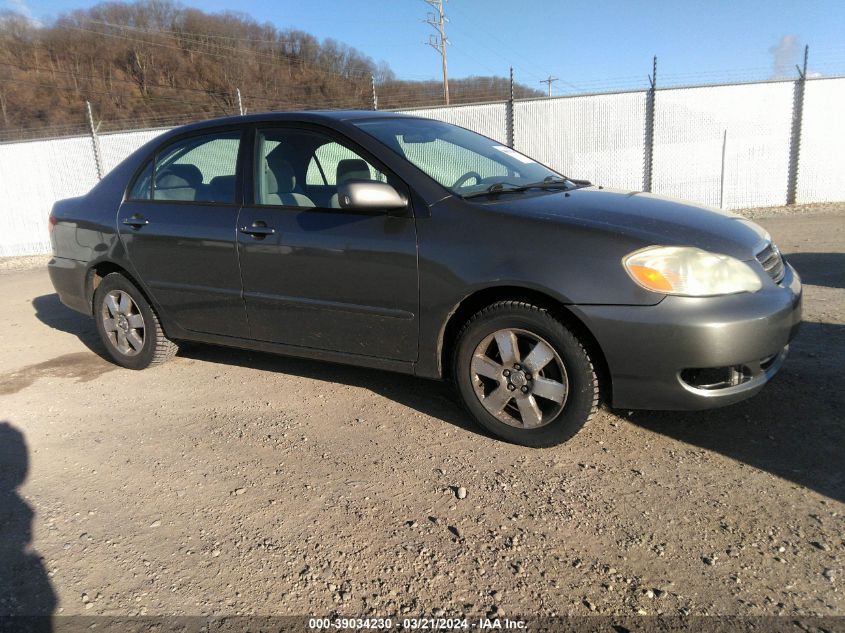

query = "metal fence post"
[236, 88, 244, 116]
[719, 129, 728, 209]
[371, 75, 379, 110]
[786, 45, 808, 206]
[506, 66, 515, 148]
[643, 56, 657, 193]
[86, 100, 103, 180]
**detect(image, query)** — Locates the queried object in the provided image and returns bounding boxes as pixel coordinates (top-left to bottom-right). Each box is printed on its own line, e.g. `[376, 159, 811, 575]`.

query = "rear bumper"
[572, 262, 802, 410]
[47, 256, 90, 315]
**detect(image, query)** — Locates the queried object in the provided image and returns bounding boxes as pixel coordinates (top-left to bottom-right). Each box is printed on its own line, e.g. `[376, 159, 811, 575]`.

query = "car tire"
[452, 301, 599, 447]
[93, 272, 178, 370]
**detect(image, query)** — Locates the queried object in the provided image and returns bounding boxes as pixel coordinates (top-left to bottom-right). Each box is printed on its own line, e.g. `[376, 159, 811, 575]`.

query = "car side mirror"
[337, 181, 409, 214]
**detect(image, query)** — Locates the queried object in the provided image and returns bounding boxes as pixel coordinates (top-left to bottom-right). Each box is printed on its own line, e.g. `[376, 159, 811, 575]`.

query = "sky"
[6, 0, 845, 94]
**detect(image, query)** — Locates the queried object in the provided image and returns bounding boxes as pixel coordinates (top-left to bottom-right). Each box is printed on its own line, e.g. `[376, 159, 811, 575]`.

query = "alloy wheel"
[470, 328, 569, 429]
[101, 290, 145, 356]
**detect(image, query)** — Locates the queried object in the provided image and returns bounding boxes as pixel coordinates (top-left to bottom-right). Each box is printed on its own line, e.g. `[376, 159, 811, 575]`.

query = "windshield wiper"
[460, 177, 572, 199]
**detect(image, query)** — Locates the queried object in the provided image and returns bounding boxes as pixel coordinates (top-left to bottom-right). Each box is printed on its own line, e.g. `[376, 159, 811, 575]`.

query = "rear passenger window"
[147, 132, 241, 203]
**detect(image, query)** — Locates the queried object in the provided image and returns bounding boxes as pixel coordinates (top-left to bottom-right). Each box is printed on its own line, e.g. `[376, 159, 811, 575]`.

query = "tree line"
[0, 1, 542, 137]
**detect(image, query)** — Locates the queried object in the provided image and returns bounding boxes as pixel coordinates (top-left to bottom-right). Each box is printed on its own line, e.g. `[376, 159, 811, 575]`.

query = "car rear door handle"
[240, 222, 275, 238]
[122, 215, 149, 228]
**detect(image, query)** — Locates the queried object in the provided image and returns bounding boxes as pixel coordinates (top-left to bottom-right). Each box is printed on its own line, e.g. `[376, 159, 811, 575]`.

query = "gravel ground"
[0, 208, 842, 622]
[732, 201, 845, 220]
[0, 254, 51, 273]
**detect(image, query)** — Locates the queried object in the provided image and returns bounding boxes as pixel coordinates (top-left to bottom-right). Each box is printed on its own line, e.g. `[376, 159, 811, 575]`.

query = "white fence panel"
[653, 82, 794, 210]
[1, 80, 844, 258]
[514, 92, 646, 191]
[796, 77, 845, 204]
[99, 127, 170, 173]
[0, 135, 99, 256]
[397, 103, 508, 144]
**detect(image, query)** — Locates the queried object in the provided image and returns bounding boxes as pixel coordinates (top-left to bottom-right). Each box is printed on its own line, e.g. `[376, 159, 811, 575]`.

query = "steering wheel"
[452, 171, 483, 189]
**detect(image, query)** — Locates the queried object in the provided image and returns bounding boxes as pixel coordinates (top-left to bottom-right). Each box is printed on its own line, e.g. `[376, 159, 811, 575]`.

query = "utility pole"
[539, 75, 559, 97]
[424, 0, 450, 105]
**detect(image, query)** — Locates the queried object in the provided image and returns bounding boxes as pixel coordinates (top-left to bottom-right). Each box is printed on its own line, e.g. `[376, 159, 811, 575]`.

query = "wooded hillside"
[0, 1, 542, 138]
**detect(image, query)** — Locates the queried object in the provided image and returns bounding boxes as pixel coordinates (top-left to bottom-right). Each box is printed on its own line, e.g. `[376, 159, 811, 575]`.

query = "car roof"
[170, 109, 420, 134]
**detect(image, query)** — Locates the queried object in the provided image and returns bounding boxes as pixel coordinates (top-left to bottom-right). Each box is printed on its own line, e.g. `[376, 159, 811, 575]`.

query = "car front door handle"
[240, 223, 276, 238]
[122, 215, 149, 228]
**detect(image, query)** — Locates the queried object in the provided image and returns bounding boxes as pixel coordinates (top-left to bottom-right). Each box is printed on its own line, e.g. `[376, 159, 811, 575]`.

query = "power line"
[79, 18, 442, 80]
[444, 2, 582, 93]
[1, 64, 516, 113]
[64, 23, 375, 83]
[0, 61, 236, 98]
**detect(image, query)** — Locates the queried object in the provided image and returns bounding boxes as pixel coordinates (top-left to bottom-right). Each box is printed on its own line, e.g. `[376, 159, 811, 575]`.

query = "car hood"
[485, 187, 769, 260]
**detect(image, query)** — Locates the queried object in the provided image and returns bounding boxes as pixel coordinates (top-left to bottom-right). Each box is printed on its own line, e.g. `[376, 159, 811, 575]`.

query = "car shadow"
[32, 293, 845, 501]
[30, 293, 486, 440]
[0, 422, 56, 630]
[31, 294, 107, 359]
[626, 321, 845, 503]
[179, 343, 486, 438]
[785, 253, 845, 290]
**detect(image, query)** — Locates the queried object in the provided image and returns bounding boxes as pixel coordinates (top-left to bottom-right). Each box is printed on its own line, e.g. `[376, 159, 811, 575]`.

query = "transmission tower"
[424, 0, 450, 105]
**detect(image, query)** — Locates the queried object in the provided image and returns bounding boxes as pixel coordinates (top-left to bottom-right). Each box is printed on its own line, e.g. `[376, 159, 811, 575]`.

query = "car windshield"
[353, 118, 566, 197]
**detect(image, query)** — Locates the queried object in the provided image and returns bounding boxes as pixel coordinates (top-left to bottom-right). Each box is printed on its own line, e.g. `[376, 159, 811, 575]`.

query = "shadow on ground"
[32, 294, 105, 357]
[180, 343, 483, 438]
[0, 422, 56, 629]
[785, 253, 845, 290]
[628, 321, 845, 503]
[30, 293, 483, 439]
[33, 292, 845, 502]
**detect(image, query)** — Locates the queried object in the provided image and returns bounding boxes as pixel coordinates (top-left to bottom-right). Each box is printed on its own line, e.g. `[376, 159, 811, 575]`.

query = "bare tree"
[0, 0, 543, 136]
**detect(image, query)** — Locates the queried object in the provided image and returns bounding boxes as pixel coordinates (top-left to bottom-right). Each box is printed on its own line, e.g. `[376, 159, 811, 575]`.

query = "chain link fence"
[514, 91, 647, 191]
[1, 76, 844, 256]
[652, 81, 794, 209]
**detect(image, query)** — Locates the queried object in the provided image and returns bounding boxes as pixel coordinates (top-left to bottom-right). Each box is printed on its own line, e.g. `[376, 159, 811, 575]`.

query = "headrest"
[265, 152, 296, 194]
[156, 164, 202, 189]
[336, 159, 371, 184]
[207, 175, 236, 201]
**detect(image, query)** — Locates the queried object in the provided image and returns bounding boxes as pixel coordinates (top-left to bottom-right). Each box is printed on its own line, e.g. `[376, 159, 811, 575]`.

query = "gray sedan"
[47, 111, 802, 446]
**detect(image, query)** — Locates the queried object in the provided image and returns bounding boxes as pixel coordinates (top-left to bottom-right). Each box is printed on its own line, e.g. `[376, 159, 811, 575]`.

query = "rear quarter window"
[127, 160, 154, 200]
[127, 131, 241, 204]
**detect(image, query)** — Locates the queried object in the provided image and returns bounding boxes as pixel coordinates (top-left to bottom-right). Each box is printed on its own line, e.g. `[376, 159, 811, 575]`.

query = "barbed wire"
[2, 62, 844, 142]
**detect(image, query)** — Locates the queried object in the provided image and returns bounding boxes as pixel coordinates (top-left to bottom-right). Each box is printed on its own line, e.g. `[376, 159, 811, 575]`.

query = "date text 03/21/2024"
[308, 618, 527, 630]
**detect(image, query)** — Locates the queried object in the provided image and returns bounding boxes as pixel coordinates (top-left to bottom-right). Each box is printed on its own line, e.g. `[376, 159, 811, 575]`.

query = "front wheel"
[93, 272, 178, 370]
[452, 301, 599, 447]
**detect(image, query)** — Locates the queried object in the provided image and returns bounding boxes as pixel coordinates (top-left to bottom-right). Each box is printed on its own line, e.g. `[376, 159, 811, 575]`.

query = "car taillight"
[48, 215, 57, 233]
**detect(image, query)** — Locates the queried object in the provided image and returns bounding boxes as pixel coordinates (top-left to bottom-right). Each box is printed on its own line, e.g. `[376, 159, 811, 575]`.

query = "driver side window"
[254, 128, 390, 209]
[306, 142, 386, 186]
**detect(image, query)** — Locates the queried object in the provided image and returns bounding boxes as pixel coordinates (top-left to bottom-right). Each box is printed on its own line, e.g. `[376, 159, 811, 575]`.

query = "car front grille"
[756, 241, 785, 284]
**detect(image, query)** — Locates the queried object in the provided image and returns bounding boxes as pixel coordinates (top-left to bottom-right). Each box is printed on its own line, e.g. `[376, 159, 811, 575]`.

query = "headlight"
[623, 246, 762, 296]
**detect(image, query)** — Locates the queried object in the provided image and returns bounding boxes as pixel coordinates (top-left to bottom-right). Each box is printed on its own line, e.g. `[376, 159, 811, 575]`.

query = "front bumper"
[572, 262, 802, 410]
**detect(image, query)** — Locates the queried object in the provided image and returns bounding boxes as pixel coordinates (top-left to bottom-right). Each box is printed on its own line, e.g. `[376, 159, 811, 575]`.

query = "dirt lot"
[0, 208, 843, 621]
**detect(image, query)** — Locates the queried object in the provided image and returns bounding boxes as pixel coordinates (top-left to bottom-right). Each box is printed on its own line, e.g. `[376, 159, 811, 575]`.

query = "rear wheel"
[93, 273, 178, 369]
[452, 301, 599, 447]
